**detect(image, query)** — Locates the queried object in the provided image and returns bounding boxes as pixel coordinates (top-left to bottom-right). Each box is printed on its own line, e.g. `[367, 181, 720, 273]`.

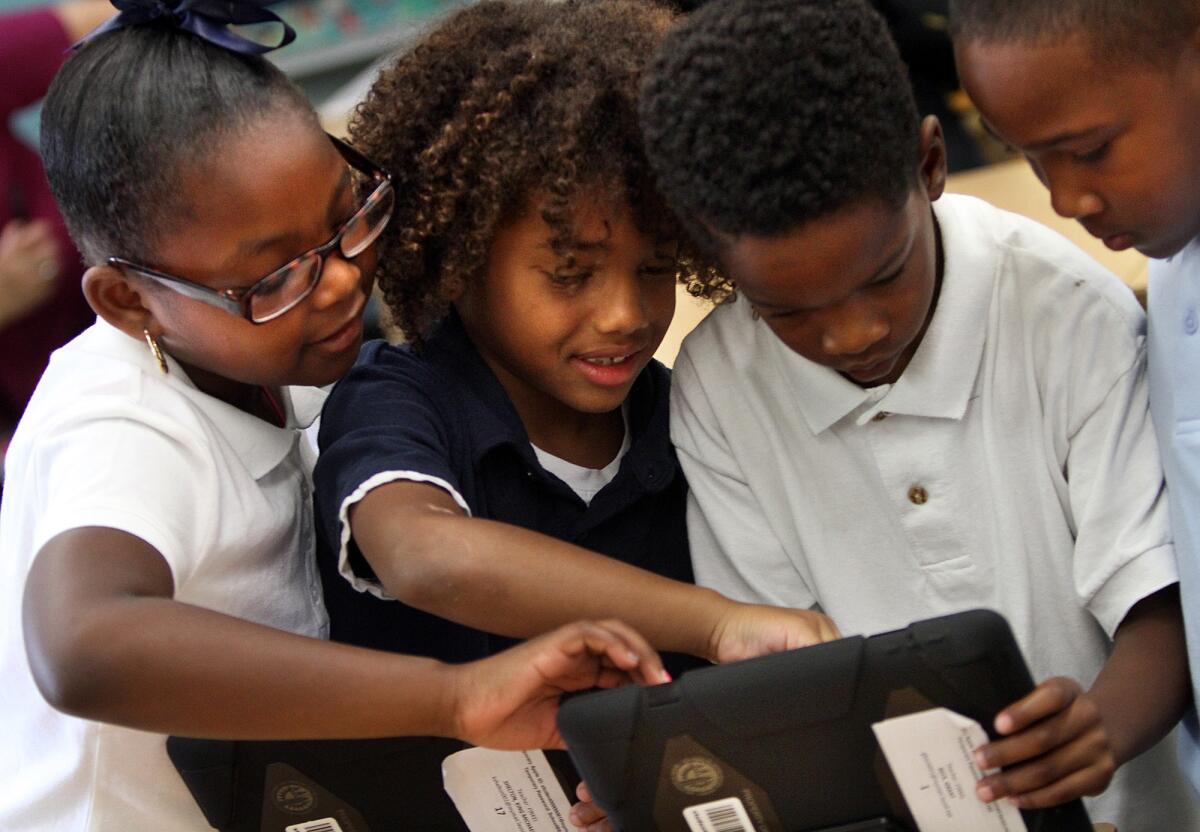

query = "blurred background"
[0, 0, 1002, 167]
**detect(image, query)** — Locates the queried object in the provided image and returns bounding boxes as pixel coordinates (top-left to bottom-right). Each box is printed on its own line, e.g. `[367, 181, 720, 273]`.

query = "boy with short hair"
[948, 0, 1200, 795]
[639, 0, 1198, 826]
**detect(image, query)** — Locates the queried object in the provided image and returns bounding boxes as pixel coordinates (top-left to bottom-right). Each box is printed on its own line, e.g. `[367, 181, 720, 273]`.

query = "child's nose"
[821, 305, 889, 356]
[1043, 164, 1104, 221]
[594, 273, 650, 336]
[309, 252, 364, 309]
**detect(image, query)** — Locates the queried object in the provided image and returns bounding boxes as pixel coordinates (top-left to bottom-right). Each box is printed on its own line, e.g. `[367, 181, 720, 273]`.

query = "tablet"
[168, 735, 584, 831]
[167, 735, 473, 831]
[557, 608, 1093, 832]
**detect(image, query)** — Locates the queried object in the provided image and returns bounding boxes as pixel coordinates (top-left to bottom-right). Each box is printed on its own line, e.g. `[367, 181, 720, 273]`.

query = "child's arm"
[972, 585, 1189, 809]
[349, 480, 839, 663]
[967, 269, 1188, 810]
[23, 526, 667, 746]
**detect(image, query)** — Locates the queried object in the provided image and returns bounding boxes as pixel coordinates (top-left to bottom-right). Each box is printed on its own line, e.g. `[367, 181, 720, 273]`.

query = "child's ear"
[916, 115, 948, 202]
[82, 264, 159, 342]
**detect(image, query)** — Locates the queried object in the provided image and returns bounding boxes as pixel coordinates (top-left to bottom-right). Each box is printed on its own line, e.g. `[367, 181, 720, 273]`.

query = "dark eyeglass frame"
[107, 134, 393, 324]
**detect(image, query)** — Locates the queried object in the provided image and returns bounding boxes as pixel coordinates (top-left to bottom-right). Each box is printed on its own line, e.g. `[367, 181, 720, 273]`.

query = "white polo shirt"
[673, 194, 1196, 828]
[0, 320, 329, 831]
[1148, 236, 1200, 792]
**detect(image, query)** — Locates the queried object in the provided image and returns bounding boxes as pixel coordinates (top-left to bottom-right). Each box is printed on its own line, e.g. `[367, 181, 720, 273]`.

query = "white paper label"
[443, 748, 575, 832]
[682, 796, 755, 832]
[285, 819, 343, 832]
[872, 707, 1027, 832]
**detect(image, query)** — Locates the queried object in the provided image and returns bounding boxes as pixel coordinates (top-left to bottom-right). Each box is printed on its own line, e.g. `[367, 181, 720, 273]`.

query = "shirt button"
[1185, 309, 1198, 336]
[872, 411, 890, 422]
[908, 485, 928, 505]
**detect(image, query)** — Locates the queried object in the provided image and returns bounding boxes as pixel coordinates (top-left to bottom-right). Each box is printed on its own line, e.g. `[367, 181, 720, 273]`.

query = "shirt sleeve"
[31, 407, 219, 588]
[671, 345, 818, 610]
[0, 9, 71, 120]
[314, 350, 470, 599]
[1059, 286, 1178, 637]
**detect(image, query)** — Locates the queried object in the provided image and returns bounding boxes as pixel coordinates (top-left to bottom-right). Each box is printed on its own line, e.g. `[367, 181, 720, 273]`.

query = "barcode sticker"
[682, 796, 754, 832]
[285, 819, 344, 832]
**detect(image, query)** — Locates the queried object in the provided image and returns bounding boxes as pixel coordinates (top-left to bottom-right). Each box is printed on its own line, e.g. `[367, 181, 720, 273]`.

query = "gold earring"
[143, 328, 169, 375]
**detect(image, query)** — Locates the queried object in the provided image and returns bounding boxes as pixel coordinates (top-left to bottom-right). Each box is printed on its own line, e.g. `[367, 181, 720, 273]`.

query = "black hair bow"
[75, 0, 297, 54]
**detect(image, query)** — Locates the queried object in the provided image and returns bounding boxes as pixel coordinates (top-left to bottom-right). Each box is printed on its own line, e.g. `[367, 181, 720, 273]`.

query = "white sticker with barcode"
[285, 819, 344, 832]
[683, 796, 754, 832]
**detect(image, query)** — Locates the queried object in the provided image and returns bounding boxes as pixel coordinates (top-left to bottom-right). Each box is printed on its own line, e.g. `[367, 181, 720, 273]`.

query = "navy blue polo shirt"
[313, 312, 695, 667]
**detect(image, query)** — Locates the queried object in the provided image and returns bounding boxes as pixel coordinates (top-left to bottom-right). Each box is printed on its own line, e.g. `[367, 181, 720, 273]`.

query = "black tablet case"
[167, 735, 581, 831]
[557, 608, 1093, 832]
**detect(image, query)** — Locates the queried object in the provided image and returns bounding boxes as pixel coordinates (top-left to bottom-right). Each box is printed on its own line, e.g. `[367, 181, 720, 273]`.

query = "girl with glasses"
[0, 5, 669, 830]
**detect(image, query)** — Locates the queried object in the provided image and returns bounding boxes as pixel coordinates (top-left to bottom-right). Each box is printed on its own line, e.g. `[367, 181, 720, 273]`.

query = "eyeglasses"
[108, 135, 394, 324]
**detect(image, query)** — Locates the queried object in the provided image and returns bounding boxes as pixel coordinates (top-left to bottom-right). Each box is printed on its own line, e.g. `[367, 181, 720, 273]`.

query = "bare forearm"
[28, 594, 460, 740]
[352, 482, 839, 663]
[367, 511, 729, 660]
[1089, 585, 1189, 766]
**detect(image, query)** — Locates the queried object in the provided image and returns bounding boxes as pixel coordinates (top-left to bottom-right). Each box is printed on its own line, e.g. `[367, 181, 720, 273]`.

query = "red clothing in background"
[0, 8, 93, 431]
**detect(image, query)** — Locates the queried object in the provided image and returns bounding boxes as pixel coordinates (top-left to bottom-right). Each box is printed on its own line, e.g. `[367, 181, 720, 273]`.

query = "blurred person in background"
[872, 0, 984, 171]
[0, 0, 114, 485]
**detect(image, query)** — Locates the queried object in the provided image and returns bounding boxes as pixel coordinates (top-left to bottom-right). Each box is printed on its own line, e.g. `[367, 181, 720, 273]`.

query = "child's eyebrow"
[978, 117, 1006, 145]
[539, 220, 615, 253]
[751, 232, 913, 313]
[325, 169, 354, 227]
[869, 234, 913, 282]
[227, 170, 354, 266]
[980, 115, 1104, 152]
[1023, 126, 1108, 152]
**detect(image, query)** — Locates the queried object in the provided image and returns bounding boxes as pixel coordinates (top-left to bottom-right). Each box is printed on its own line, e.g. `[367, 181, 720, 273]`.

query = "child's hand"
[973, 677, 1116, 810]
[451, 619, 669, 750]
[569, 781, 614, 832]
[0, 219, 59, 329]
[708, 602, 841, 663]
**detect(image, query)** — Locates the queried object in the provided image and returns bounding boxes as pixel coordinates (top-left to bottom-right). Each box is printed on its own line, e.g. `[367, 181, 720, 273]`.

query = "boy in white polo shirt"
[947, 0, 1200, 797]
[639, 0, 1199, 828]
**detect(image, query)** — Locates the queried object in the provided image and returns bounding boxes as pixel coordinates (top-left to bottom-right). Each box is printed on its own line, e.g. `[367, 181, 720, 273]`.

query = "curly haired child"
[314, 0, 833, 701]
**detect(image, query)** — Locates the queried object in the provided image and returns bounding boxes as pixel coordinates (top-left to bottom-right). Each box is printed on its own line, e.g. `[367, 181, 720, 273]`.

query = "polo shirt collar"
[768, 197, 994, 435]
[97, 322, 321, 479]
[172, 374, 321, 480]
[621, 360, 675, 493]
[422, 312, 675, 493]
[423, 312, 531, 457]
